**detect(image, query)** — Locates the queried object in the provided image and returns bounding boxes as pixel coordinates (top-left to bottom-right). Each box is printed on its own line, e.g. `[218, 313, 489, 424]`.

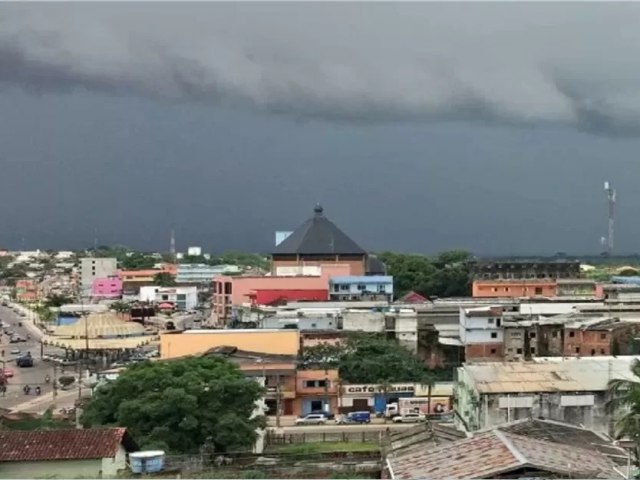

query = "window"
[493, 287, 498, 292]
[491, 332, 498, 339]
[530, 347, 536, 354]
[490, 348, 497, 354]
[591, 349, 596, 356]
[357, 284, 367, 291]
[569, 331, 575, 338]
[529, 332, 536, 338]
[601, 349, 606, 354]
[507, 348, 513, 352]
[534, 287, 543, 295]
[552, 331, 558, 338]
[505, 287, 510, 292]
[575, 347, 581, 354]
[496, 318, 502, 327]
[516, 348, 523, 354]
[488, 318, 495, 324]
[600, 333, 607, 340]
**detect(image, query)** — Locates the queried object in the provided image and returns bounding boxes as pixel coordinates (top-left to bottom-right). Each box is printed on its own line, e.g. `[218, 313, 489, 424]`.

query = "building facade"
[176, 264, 240, 284]
[471, 259, 581, 280]
[81, 258, 118, 297]
[459, 306, 505, 360]
[454, 358, 638, 435]
[329, 276, 393, 302]
[472, 279, 557, 298]
[139, 285, 197, 311]
[91, 277, 123, 299]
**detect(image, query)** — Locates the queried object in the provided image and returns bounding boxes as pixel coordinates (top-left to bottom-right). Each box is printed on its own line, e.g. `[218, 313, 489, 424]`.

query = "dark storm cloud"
[3, 2, 640, 134]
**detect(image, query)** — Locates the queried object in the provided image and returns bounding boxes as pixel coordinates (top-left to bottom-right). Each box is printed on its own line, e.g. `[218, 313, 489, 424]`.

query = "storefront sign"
[343, 384, 415, 395]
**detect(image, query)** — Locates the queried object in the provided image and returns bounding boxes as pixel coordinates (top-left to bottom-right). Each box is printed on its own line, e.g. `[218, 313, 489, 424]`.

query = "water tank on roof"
[129, 451, 165, 474]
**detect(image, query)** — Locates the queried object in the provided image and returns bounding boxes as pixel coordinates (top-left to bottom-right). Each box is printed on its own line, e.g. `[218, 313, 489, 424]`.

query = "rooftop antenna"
[604, 181, 616, 256]
[170, 228, 176, 262]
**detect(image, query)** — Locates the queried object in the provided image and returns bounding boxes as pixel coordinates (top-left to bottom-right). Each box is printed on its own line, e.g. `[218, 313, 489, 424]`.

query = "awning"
[41, 336, 158, 351]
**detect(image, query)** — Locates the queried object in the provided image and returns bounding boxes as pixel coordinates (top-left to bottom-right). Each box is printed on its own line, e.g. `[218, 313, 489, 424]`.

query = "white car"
[392, 413, 426, 423]
[295, 414, 328, 425]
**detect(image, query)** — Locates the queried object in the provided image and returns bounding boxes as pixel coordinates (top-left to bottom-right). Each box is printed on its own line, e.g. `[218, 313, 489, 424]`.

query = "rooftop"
[0, 428, 138, 462]
[272, 204, 366, 256]
[462, 356, 640, 394]
[387, 429, 621, 480]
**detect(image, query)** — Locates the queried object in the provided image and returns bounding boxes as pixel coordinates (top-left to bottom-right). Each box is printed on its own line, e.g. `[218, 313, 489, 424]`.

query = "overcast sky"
[2, 2, 640, 255]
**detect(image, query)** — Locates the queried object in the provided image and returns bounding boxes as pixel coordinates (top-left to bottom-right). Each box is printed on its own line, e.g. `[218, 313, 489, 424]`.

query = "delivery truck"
[385, 397, 451, 418]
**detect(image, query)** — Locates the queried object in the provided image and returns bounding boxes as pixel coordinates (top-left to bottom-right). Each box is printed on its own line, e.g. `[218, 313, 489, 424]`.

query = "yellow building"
[160, 329, 300, 359]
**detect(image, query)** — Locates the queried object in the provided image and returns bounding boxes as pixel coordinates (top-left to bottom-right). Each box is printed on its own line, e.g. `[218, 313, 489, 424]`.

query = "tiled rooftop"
[0, 428, 136, 462]
[387, 430, 622, 480]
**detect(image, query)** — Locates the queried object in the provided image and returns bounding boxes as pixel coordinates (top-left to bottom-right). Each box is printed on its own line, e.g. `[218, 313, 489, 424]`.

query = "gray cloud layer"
[3, 2, 640, 134]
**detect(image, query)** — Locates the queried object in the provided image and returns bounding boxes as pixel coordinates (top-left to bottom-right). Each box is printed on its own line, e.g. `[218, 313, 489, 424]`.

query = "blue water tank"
[129, 451, 165, 473]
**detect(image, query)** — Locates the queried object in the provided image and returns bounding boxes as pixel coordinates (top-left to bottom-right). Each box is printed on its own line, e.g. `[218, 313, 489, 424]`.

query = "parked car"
[10, 336, 26, 343]
[10, 348, 21, 355]
[337, 411, 371, 424]
[392, 413, 426, 424]
[295, 414, 328, 425]
[2, 368, 14, 378]
[309, 410, 335, 420]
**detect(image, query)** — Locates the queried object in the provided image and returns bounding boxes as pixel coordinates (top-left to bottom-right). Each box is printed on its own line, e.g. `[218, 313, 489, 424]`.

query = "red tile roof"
[387, 430, 622, 480]
[0, 428, 137, 462]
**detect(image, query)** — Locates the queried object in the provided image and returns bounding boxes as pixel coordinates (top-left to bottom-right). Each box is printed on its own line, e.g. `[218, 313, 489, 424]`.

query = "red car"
[2, 368, 14, 378]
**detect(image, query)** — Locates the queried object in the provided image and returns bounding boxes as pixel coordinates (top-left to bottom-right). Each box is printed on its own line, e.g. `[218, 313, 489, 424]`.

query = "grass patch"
[267, 441, 379, 455]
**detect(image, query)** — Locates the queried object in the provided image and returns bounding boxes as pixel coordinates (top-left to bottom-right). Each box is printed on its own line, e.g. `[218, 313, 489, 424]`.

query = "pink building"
[212, 264, 352, 321]
[91, 277, 123, 299]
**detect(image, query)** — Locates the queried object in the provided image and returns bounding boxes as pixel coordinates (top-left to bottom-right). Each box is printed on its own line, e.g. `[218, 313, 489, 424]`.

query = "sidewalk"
[9, 388, 78, 414]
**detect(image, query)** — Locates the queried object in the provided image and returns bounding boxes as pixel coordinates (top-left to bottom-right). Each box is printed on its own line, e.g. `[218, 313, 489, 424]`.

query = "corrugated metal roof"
[465, 357, 640, 393]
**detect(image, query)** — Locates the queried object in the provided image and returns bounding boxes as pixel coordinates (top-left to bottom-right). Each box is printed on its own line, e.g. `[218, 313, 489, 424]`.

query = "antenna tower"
[170, 228, 176, 261]
[604, 181, 616, 255]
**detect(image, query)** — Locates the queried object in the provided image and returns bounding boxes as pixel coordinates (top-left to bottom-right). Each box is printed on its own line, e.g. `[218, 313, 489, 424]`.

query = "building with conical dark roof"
[272, 204, 368, 276]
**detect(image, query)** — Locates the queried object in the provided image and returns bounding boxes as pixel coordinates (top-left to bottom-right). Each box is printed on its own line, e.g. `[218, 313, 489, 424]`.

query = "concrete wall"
[81, 257, 118, 294]
[160, 329, 300, 358]
[342, 311, 385, 332]
[0, 459, 103, 479]
[395, 315, 418, 353]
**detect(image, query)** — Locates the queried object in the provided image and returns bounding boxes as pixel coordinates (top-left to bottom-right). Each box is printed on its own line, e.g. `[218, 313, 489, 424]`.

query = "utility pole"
[52, 363, 58, 410]
[275, 374, 282, 428]
[604, 181, 616, 255]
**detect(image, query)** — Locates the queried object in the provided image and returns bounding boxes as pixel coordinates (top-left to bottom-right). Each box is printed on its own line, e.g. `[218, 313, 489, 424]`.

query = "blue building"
[175, 264, 241, 284]
[328, 276, 393, 302]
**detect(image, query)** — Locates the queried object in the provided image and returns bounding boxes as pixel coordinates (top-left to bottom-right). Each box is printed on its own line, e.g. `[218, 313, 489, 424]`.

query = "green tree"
[301, 333, 434, 385]
[120, 252, 157, 270]
[606, 359, 640, 462]
[153, 272, 177, 287]
[44, 294, 74, 308]
[377, 250, 471, 298]
[81, 356, 266, 454]
[109, 301, 130, 314]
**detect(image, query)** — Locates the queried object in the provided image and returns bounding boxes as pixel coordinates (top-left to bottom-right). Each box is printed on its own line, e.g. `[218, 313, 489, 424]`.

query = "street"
[270, 423, 415, 434]
[0, 305, 81, 412]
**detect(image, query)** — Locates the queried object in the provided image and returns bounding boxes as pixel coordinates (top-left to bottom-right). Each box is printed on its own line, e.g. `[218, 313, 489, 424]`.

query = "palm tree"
[606, 358, 640, 463]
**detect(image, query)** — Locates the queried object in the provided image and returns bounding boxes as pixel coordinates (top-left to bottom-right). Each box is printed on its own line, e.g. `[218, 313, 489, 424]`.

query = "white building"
[187, 246, 202, 256]
[459, 306, 504, 346]
[139, 286, 198, 311]
[80, 258, 118, 297]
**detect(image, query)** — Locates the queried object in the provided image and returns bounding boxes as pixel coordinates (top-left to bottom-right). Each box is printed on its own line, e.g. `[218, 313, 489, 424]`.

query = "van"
[338, 411, 371, 424]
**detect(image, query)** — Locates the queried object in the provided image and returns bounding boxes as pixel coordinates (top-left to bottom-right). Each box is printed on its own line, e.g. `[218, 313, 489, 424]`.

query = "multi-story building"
[454, 356, 640, 435]
[471, 259, 582, 299]
[15, 279, 38, 302]
[80, 257, 117, 297]
[91, 277, 123, 299]
[471, 259, 581, 280]
[328, 275, 393, 302]
[459, 306, 505, 360]
[176, 264, 240, 284]
[271, 204, 368, 276]
[139, 285, 198, 311]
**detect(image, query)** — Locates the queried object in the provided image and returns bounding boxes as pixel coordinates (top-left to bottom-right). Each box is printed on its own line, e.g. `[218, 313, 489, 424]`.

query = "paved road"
[0, 305, 83, 411]
[269, 423, 415, 434]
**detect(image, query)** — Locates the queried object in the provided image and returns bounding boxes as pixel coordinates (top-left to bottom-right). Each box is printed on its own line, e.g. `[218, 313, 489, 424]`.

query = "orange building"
[119, 264, 176, 284]
[472, 280, 557, 298]
[294, 369, 339, 416]
[159, 329, 300, 359]
[271, 204, 367, 276]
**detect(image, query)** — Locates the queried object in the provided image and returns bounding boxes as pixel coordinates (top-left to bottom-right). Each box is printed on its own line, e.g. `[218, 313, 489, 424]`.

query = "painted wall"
[472, 280, 556, 298]
[271, 257, 365, 276]
[252, 289, 328, 305]
[91, 277, 123, 298]
[0, 459, 103, 479]
[160, 329, 300, 358]
[329, 276, 393, 295]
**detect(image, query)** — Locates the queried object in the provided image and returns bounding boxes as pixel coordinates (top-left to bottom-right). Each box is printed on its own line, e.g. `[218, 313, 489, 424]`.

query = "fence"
[266, 430, 383, 445]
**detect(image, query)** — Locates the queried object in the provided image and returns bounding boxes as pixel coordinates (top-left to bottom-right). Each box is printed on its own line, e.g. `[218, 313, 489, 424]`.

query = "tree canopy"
[300, 333, 433, 385]
[153, 272, 177, 287]
[377, 250, 472, 298]
[81, 356, 265, 454]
